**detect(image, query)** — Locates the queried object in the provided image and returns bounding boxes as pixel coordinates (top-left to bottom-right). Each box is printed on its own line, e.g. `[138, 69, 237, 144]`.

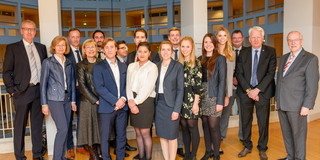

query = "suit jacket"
[155, 60, 184, 113]
[66, 47, 82, 80]
[275, 48, 319, 111]
[40, 56, 76, 105]
[236, 45, 276, 99]
[234, 46, 247, 77]
[3, 40, 47, 96]
[126, 50, 160, 65]
[93, 59, 128, 113]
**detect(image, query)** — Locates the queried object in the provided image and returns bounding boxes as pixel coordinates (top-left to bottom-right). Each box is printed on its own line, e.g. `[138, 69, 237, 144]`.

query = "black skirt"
[130, 93, 155, 128]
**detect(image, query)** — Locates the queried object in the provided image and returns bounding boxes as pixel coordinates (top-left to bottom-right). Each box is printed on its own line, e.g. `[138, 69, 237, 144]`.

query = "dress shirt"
[283, 48, 302, 76]
[105, 58, 121, 99]
[251, 47, 262, 86]
[233, 46, 243, 56]
[158, 65, 168, 93]
[23, 39, 41, 84]
[126, 61, 158, 105]
[70, 45, 82, 63]
[171, 47, 180, 60]
[98, 50, 106, 60]
[53, 54, 67, 90]
[117, 56, 126, 63]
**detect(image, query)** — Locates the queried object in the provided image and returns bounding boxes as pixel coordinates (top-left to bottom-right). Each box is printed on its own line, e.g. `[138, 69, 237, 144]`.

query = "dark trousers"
[13, 85, 43, 160]
[48, 98, 72, 160]
[240, 93, 270, 151]
[67, 88, 81, 149]
[100, 109, 128, 160]
[278, 110, 307, 160]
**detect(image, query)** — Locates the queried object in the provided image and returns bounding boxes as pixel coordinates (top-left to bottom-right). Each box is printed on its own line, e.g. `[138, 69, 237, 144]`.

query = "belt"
[65, 90, 68, 93]
[29, 83, 39, 87]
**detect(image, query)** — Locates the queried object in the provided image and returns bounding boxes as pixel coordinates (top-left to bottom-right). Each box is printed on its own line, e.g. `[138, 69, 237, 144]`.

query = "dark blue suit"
[93, 59, 128, 160]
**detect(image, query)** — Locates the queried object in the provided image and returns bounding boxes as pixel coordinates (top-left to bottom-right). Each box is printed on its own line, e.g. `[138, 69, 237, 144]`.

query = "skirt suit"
[155, 60, 184, 140]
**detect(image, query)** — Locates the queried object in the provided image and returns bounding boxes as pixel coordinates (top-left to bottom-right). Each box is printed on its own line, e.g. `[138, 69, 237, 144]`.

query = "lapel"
[278, 53, 290, 78]
[34, 43, 45, 61]
[18, 40, 31, 67]
[155, 62, 162, 92]
[257, 45, 266, 73]
[164, 59, 175, 81]
[245, 47, 252, 79]
[117, 60, 125, 89]
[103, 59, 116, 85]
[284, 49, 305, 77]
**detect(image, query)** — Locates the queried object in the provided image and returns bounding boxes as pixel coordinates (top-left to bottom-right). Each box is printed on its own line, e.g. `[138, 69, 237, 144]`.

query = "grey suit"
[275, 48, 319, 160]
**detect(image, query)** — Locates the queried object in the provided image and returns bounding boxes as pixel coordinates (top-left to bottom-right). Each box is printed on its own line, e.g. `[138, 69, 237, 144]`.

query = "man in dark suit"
[116, 40, 128, 63]
[126, 28, 160, 65]
[93, 38, 128, 160]
[275, 31, 319, 160]
[65, 28, 88, 159]
[92, 30, 106, 59]
[236, 26, 276, 160]
[3, 20, 47, 160]
[220, 30, 246, 141]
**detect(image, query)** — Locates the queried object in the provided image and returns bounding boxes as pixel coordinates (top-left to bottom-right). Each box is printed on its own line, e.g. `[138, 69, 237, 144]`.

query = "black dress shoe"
[133, 154, 140, 160]
[113, 149, 130, 157]
[219, 150, 224, 155]
[109, 139, 116, 148]
[277, 157, 288, 160]
[33, 157, 47, 160]
[126, 143, 137, 151]
[177, 148, 185, 157]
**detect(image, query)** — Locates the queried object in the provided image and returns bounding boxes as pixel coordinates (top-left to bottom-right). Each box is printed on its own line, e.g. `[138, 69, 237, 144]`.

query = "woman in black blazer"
[155, 41, 184, 160]
[199, 33, 227, 160]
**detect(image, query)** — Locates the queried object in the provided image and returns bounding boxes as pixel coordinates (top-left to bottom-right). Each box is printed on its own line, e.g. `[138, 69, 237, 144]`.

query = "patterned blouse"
[180, 59, 203, 119]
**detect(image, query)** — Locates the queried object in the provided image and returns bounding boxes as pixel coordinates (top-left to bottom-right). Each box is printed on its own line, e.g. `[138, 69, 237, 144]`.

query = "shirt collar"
[106, 57, 117, 65]
[252, 46, 262, 53]
[54, 54, 66, 64]
[23, 39, 34, 47]
[117, 55, 125, 62]
[233, 46, 242, 51]
[290, 48, 303, 57]
[70, 45, 79, 53]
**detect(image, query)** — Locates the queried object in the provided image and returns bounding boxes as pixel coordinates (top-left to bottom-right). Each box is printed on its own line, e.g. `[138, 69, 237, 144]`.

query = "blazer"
[66, 47, 82, 80]
[207, 55, 227, 106]
[3, 40, 47, 96]
[155, 60, 184, 113]
[93, 59, 128, 113]
[275, 48, 319, 111]
[126, 50, 160, 65]
[77, 58, 103, 104]
[236, 45, 276, 99]
[40, 56, 76, 105]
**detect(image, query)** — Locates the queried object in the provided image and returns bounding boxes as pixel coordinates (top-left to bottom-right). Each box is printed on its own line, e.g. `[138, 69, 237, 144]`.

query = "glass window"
[174, 5, 180, 25]
[21, 7, 39, 27]
[61, 10, 72, 29]
[75, 10, 97, 29]
[208, 0, 223, 22]
[100, 11, 121, 29]
[245, 0, 265, 15]
[126, 9, 144, 28]
[256, 16, 265, 25]
[267, 33, 283, 58]
[237, 20, 243, 29]
[268, 13, 278, 24]
[148, 7, 167, 26]
[212, 24, 223, 32]
[268, 0, 284, 9]
[0, 4, 18, 26]
[228, 22, 234, 30]
[245, 18, 254, 27]
[229, 0, 243, 19]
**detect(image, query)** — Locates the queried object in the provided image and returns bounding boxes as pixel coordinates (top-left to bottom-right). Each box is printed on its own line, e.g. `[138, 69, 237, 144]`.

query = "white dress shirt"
[105, 58, 121, 98]
[53, 54, 67, 90]
[126, 61, 158, 105]
[158, 65, 168, 94]
[70, 45, 82, 63]
[23, 39, 42, 84]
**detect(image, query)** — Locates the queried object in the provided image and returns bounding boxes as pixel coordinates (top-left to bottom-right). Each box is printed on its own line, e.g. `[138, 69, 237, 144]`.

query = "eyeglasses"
[22, 28, 36, 32]
[288, 39, 301, 43]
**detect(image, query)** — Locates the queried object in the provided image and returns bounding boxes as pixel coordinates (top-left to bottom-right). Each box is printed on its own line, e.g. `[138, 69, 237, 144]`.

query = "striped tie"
[283, 53, 295, 74]
[28, 44, 39, 85]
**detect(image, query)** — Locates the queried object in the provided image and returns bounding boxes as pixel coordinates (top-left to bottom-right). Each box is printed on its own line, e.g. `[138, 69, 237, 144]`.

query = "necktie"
[174, 49, 178, 60]
[28, 44, 39, 84]
[251, 50, 259, 87]
[235, 49, 239, 56]
[75, 50, 81, 63]
[283, 53, 295, 75]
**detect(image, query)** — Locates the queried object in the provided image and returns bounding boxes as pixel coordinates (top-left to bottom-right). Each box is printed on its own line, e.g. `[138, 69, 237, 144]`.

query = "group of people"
[3, 19, 318, 160]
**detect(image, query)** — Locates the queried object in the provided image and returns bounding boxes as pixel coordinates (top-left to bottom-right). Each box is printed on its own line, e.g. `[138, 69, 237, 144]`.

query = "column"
[180, 0, 207, 57]
[283, 0, 320, 121]
[120, 8, 127, 38]
[167, 1, 174, 30]
[38, 0, 61, 158]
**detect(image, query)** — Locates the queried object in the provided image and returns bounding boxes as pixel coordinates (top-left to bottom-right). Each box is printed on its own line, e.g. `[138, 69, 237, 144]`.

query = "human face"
[168, 30, 181, 47]
[103, 41, 117, 60]
[217, 31, 227, 45]
[93, 32, 105, 47]
[203, 36, 214, 53]
[134, 31, 147, 46]
[181, 40, 192, 59]
[232, 32, 244, 48]
[21, 22, 36, 43]
[84, 43, 97, 59]
[287, 32, 303, 54]
[117, 43, 128, 58]
[68, 30, 81, 48]
[160, 44, 173, 61]
[249, 30, 264, 49]
[137, 46, 151, 63]
[54, 40, 67, 56]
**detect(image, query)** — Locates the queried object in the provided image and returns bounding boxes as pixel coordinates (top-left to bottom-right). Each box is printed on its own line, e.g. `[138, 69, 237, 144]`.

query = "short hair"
[232, 30, 243, 37]
[50, 36, 70, 55]
[116, 40, 126, 47]
[248, 26, 265, 37]
[92, 30, 105, 39]
[287, 31, 303, 40]
[101, 37, 117, 49]
[68, 28, 81, 36]
[82, 39, 98, 58]
[21, 20, 36, 29]
[137, 42, 151, 52]
[134, 28, 147, 38]
[169, 27, 181, 35]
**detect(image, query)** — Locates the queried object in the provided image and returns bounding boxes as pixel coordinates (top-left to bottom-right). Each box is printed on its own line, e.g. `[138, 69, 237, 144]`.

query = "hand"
[247, 88, 260, 100]
[233, 77, 238, 85]
[216, 104, 223, 112]
[274, 102, 278, 111]
[128, 99, 136, 109]
[130, 106, 139, 114]
[42, 106, 50, 115]
[71, 103, 77, 111]
[171, 112, 179, 121]
[224, 96, 230, 107]
[96, 101, 99, 105]
[300, 106, 309, 116]
[115, 98, 126, 111]
[192, 103, 199, 115]
[11, 93, 14, 97]
[253, 95, 259, 101]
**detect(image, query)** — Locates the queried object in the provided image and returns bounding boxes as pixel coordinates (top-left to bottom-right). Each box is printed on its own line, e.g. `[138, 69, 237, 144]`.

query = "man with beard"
[92, 30, 106, 59]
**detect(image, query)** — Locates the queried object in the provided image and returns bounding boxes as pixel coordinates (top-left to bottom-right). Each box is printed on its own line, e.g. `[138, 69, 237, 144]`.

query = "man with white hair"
[236, 26, 277, 160]
[275, 31, 319, 160]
